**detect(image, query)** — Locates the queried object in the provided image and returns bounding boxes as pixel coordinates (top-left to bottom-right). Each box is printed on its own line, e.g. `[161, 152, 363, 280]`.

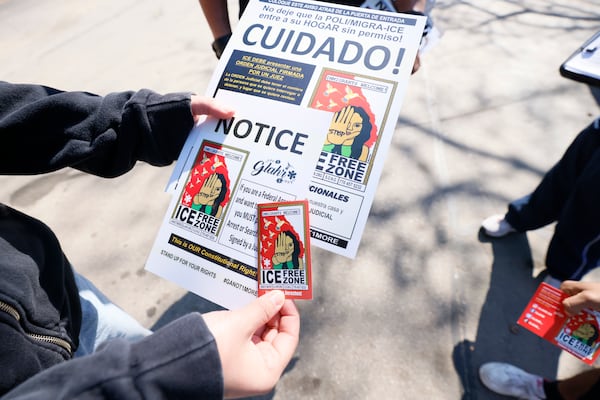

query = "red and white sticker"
[257, 200, 312, 300]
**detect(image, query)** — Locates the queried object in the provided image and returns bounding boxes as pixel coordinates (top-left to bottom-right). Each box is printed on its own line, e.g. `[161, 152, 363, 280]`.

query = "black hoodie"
[0, 82, 223, 399]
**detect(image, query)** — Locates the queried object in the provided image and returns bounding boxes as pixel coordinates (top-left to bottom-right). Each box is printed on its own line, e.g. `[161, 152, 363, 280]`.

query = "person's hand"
[391, 0, 424, 74]
[561, 280, 600, 316]
[411, 53, 421, 74]
[202, 291, 300, 399]
[190, 95, 235, 123]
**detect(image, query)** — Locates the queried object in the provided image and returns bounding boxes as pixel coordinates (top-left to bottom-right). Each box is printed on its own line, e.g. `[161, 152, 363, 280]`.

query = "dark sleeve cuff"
[4, 313, 224, 399]
[127, 90, 195, 167]
[130, 313, 224, 399]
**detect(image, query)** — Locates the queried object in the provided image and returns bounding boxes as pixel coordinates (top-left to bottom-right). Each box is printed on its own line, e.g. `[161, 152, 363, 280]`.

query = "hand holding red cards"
[519, 282, 600, 365]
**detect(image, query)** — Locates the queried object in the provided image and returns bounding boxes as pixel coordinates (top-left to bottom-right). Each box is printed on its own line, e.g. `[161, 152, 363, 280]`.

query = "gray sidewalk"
[1, 0, 600, 398]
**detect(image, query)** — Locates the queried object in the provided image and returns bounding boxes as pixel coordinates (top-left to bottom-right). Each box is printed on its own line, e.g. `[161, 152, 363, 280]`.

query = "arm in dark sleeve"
[3, 313, 224, 400]
[0, 81, 194, 177]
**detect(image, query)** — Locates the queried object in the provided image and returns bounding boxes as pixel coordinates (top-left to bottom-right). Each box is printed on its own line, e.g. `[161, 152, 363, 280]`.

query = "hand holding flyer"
[518, 282, 600, 365]
[146, 92, 328, 309]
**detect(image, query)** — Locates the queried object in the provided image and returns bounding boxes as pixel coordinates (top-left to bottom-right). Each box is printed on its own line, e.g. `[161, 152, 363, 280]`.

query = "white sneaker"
[481, 214, 516, 237]
[479, 362, 546, 399]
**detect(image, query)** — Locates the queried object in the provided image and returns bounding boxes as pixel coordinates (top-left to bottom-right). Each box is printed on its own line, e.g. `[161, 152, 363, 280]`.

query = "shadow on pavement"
[454, 231, 561, 399]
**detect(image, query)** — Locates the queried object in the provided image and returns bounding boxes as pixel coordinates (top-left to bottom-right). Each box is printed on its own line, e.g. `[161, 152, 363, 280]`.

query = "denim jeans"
[74, 273, 152, 357]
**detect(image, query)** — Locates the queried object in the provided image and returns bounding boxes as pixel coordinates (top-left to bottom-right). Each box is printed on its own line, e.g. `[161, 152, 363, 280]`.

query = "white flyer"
[189, 0, 424, 257]
[147, 91, 331, 309]
[149, 0, 424, 308]
[202, 0, 425, 257]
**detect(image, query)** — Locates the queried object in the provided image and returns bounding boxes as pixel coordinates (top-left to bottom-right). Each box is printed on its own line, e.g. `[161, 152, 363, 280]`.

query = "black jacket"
[0, 82, 223, 399]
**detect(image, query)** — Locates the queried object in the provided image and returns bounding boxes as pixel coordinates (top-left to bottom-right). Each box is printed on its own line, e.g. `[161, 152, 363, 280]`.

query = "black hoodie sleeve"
[3, 313, 224, 400]
[0, 81, 194, 177]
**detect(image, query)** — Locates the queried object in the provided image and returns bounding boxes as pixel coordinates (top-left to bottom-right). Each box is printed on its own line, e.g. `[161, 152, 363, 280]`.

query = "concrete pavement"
[1, 0, 600, 398]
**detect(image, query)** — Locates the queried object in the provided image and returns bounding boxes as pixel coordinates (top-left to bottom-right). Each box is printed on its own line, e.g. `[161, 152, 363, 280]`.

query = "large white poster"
[147, 0, 425, 308]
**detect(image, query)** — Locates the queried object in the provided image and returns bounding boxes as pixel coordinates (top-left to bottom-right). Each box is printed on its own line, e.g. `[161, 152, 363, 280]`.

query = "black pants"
[505, 118, 600, 281]
[545, 376, 600, 399]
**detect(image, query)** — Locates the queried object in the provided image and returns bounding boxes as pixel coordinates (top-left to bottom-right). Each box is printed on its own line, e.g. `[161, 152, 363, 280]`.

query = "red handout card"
[518, 282, 600, 365]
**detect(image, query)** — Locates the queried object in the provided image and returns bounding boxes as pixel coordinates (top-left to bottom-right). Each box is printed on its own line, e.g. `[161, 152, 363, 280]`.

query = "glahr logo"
[251, 159, 297, 184]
